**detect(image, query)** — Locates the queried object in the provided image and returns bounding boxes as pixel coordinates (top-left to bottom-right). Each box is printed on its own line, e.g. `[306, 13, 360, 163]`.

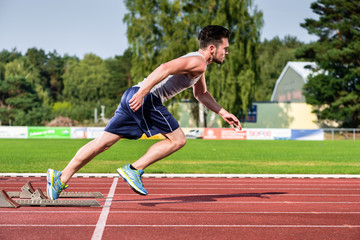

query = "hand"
[222, 112, 242, 131]
[129, 92, 144, 112]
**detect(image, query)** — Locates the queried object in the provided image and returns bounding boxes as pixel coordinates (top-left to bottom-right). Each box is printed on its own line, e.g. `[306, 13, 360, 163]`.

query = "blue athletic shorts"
[104, 87, 179, 139]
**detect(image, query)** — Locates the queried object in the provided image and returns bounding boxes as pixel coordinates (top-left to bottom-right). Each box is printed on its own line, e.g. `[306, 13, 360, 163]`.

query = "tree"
[0, 75, 51, 125]
[25, 48, 65, 104]
[255, 36, 305, 101]
[0, 49, 22, 63]
[104, 48, 132, 102]
[0, 49, 22, 80]
[0, 47, 132, 125]
[61, 54, 118, 121]
[63, 54, 110, 103]
[4, 57, 29, 80]
[123, 0, 263, 124]
[43, 51, 65, 101]
[300, 0, 360, 127]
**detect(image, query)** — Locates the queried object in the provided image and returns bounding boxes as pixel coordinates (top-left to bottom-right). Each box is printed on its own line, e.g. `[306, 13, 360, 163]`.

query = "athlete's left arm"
[193, 74, 242, 131]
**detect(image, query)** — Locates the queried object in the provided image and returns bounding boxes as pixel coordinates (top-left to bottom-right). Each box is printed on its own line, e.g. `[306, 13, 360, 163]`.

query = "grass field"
[0, 139, 359, 174]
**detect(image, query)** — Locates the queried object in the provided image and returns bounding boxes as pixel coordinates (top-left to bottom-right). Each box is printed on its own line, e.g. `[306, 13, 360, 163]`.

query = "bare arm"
[193, 75, 242, 131]
[129, 56, 207, 112]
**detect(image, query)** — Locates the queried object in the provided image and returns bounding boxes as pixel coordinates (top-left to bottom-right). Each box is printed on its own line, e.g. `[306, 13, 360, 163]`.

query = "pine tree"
[300, 0, 360, 127]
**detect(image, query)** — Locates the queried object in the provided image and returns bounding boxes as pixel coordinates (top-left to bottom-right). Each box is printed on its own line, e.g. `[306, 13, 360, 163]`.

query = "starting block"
[7, 181, 105, 199]
[1, 181, 103, 208]
[0, 190, 20, 208]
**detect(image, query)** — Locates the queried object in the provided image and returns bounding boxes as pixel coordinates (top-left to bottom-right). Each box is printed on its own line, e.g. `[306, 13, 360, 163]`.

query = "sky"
[0, 0, 318, 59]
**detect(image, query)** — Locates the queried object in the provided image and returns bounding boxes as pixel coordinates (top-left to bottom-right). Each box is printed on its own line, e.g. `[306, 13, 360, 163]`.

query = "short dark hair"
[198, 25, 230, 49]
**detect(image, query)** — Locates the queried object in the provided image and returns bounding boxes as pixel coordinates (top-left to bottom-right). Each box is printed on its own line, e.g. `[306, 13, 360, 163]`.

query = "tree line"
[0, 0, 359, 127]
[0, 37, 303, 127]
[0, 49, 131, 126]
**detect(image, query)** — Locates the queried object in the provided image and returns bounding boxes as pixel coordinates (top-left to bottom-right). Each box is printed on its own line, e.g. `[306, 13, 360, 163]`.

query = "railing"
[323, 128, 360, 141]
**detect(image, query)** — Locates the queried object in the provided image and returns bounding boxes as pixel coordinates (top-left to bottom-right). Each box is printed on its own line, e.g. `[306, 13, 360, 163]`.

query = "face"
[212, 38, 229, 64]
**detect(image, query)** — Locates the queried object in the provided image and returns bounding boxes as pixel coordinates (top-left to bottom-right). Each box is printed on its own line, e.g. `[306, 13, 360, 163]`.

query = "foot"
[117, 164, 148, 195]
[47, 169, 67, 200]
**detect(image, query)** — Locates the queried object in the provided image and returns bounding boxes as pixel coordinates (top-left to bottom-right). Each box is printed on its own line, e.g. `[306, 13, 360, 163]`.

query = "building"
[244, 62, 320, 129]
[176, 61, 321, 129]
[271, 61, 316, 103]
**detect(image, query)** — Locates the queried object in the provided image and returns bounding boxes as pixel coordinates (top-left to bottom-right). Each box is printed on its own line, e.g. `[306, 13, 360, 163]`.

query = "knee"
[173, 136, 187, 150]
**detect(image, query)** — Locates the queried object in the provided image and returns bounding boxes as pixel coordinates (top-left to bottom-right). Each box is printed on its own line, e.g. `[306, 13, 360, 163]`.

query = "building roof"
[286, 62, 317, 81]
[271, 61, 316, 101]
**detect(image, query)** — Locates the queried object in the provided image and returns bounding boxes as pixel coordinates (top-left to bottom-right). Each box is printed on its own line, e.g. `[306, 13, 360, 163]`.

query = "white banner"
[0, 127, 28, 138]
[71, 127, 88, 139]
[87, 127, 105, 139]
[246, 128, 291, 140]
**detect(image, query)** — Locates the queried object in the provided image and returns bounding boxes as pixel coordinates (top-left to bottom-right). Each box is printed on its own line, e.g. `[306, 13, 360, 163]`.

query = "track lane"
[1, 177, 360, 240]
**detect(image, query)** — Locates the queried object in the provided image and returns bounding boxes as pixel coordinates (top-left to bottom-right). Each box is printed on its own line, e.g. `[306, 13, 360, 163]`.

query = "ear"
[209, 44, 216, 54]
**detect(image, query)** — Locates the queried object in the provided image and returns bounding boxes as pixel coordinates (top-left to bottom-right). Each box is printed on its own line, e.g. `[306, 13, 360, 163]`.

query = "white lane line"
[112, 193, 360, 197]
[62, 184, 360, 187]
[108, 211, 360, 214]
[2, 182, 360, 187]
[1, 210, 360, 214]
[60, 187, 360, 190]
[0, 211, 102, 213]
[103, 224, 360, 228]
[0, 224, 360, 228]
[0, 183, 113, 186]
[2, 173, 360, 178]
[112, 201, 360, 204]
[91, 177, 118, 240]
[121, 183, 360, 186]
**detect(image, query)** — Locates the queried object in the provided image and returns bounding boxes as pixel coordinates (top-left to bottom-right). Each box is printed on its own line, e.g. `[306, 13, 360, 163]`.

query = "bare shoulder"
[180, 55, 207, 77]
[185, 55, 207, 71]
[163, 55, 206, 76]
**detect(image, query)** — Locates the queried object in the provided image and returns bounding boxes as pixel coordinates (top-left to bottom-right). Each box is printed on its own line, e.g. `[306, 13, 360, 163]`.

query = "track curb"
[1, 173, 360, 179]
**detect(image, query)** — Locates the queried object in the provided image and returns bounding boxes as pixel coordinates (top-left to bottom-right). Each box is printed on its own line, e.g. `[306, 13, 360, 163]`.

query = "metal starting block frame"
[7, 181, 105, 199]
[0, 181, 103, 208]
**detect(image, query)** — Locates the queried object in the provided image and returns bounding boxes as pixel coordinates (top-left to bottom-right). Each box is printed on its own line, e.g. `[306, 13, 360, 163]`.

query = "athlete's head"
[198, 25, 230, 64]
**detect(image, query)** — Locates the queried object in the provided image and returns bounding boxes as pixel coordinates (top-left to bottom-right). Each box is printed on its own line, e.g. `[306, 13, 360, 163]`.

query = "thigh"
[141, 93, 180, 137]
[94, 131, 122, 148]
[162, 127, 186, 142]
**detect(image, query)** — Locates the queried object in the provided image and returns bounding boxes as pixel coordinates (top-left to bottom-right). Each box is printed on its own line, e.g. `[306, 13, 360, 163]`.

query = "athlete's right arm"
[129, 56, 206, 112]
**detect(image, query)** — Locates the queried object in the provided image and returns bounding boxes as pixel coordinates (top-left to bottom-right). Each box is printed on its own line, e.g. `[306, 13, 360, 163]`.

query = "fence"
[0, 126, 359, 140]
[323, 128, 360, 141]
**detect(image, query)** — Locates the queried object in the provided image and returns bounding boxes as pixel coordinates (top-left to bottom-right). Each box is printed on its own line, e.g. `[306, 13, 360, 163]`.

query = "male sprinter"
[47, 25, 242, 200]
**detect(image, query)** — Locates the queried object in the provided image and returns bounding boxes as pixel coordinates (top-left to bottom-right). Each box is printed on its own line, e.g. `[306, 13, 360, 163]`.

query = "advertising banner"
[0, 126, 325, 140]
[183, 128, 203, 139]
[291, 129, 324, 140]
[71, 127, 87, 139]
[203, 128, 293, 140]
[246, 128, 291, 140]
[87, 127, 105, 139]
[28, 127, 71, 138]
[203, 128, 246, 140]
[0, 127, 28, 138]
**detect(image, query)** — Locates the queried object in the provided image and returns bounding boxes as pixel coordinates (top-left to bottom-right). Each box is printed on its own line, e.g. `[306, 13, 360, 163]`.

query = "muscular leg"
[60, 131, 121, 184]
[132, 127, 187, 170]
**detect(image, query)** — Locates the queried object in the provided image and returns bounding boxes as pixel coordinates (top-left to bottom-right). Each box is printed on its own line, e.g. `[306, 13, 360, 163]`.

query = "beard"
[213, 57, 224, 64]
[212, 50, 224, 64]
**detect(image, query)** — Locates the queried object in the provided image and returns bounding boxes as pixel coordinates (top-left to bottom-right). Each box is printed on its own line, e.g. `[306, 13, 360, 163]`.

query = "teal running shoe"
[47, 169, 67, 200]
[117, 164, 148, 195]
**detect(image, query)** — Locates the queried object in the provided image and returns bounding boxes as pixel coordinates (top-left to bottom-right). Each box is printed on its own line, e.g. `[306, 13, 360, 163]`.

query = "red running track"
[0, 176, 360, 240]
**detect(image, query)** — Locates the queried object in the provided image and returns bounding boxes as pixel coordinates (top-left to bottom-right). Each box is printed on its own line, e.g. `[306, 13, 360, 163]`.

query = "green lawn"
[0, 139, 359, 174]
